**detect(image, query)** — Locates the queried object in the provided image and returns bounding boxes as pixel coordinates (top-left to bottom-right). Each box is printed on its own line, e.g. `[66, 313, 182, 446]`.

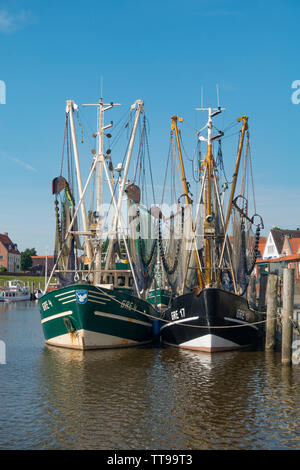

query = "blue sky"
[0, 0, 300, 254]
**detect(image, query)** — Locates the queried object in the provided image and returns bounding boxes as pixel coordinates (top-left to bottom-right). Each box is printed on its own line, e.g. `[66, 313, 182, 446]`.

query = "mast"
[196, 108, 249, 290]
[104, 99, 144, 271]
[101, 160, 141, 298]
[45, 246, 48, 290]
[82, 98, 120, 285]
[171, 116, 204, 289]
[223, 116, 248, 233]
[196, 106, 224, 286]
[45, 153, 99, 293]
[216, 116, 249, 288]
[66, 100, 93, 264]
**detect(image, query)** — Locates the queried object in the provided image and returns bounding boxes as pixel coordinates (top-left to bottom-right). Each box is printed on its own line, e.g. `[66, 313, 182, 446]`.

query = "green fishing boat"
[39, 97, 161, 349]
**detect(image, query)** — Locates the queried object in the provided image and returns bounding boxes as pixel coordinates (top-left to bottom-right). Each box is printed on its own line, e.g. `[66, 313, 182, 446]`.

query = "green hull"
[39, 283, 160, 350]
[147, 288, 171, 309]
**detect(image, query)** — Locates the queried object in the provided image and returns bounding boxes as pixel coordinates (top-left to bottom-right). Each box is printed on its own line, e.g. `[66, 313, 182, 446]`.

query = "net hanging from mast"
[52, 113, 82, 286]
[125, 116, 159, 296]
[157, 132, 197, 296]
[226, 129, 263, 295]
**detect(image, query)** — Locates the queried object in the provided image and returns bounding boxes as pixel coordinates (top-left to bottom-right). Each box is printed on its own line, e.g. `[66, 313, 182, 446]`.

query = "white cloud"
[0, 9, 34, 34]
[0, 151, 38, 172]
[12, 157, 38, 173]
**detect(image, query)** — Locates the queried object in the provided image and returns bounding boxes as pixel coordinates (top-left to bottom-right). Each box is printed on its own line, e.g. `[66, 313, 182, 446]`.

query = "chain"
[138, 236, 157, 267]
[54, 198, 62, 247]
[136, 208, 158, 268]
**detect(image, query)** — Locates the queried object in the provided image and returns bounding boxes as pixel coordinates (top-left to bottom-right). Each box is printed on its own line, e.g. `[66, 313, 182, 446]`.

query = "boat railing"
[54, 269, 133, 289]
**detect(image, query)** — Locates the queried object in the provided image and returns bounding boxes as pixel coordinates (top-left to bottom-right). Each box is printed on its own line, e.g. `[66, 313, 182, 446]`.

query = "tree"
[21, 248, 37, 271]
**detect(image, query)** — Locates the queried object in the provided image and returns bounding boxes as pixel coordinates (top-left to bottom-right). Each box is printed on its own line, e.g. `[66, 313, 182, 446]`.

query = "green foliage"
[21, 248, 37, 271]
[0, 266, 7, 272]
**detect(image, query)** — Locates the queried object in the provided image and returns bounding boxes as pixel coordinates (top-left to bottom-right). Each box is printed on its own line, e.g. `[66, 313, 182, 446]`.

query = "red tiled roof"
[281, 253, 300, 262]
[0, 233, 20, 255]
[257, 253, 300, 263]
[257, 237, 267, 257]
[257, 258, 280, 264]
[286, 238, 300, 255]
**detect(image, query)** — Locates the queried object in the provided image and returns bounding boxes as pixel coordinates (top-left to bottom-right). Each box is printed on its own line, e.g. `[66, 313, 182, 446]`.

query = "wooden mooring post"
[265, 274, 278, 351]
[248, 276, 257, 310]
[258, 272, 268, 311]
[281, 268, 294, 365]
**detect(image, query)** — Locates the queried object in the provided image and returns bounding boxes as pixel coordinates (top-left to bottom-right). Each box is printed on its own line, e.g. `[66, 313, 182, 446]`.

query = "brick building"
[31, 256, 55, 275]
[0, 232, 21, 272]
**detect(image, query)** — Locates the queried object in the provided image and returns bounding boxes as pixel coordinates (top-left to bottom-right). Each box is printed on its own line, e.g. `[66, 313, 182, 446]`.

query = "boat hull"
[0, 293, 31, 302]
[160, 288, 262, 352]
[147, 288, 171, 311]
[39, 284, 160, 350]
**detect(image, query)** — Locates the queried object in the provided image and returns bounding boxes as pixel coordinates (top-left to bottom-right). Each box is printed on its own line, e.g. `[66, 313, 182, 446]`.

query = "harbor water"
[0, 301, 299, 450]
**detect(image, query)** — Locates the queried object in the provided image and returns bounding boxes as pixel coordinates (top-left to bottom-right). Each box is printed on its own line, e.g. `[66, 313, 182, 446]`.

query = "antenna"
[195, 86, 225, 144]
[216, 84, 220, 108]
[201, 85, 204, 108]
[100, 76, 103, 100]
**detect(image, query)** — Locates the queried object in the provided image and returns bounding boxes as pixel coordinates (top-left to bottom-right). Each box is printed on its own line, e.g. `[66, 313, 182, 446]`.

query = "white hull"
[46, 328, 153, 350]
[0, 280, 31, 302]
[0, 294, 31, 302]
[163, 333, 249, 352]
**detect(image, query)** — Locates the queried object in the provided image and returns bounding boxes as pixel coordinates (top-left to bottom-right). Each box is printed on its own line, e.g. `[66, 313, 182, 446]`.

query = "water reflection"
[0, 302, 299, 450]
[0, 300, 38, 313]
[35, 345, 300, 450]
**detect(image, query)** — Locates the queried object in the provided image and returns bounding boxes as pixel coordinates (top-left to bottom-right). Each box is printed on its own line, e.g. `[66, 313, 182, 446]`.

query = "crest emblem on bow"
[76, 289, 88, 304]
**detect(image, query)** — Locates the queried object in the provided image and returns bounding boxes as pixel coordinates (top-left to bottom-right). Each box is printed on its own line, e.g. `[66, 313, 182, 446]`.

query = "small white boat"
[0, 280, 31, 302]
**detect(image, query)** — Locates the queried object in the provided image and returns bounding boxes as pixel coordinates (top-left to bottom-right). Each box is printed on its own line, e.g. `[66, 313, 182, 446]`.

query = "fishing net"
[158, 202, 197, 296]
[53, 182, 81, 286]
[230, 197, 261, 295]
[127, 198, 158, 295]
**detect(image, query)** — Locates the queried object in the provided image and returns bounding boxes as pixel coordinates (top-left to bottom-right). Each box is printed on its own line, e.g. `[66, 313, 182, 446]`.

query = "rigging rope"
[94, 285, 273, 328]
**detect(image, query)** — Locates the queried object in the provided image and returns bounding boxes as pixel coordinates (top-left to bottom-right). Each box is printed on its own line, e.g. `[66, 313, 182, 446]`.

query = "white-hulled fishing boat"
[0, 280, 31, 302]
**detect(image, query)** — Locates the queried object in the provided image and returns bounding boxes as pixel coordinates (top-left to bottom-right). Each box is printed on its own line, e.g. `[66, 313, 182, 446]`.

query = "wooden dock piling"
[265, 274, 278, 351]
[281, 268, 294, 365]
[258, 272, 268, 311]
[248, 276, 257, 310]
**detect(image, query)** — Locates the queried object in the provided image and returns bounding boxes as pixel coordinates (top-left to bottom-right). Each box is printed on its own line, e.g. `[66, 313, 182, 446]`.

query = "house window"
[268, 245, 274, 254]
